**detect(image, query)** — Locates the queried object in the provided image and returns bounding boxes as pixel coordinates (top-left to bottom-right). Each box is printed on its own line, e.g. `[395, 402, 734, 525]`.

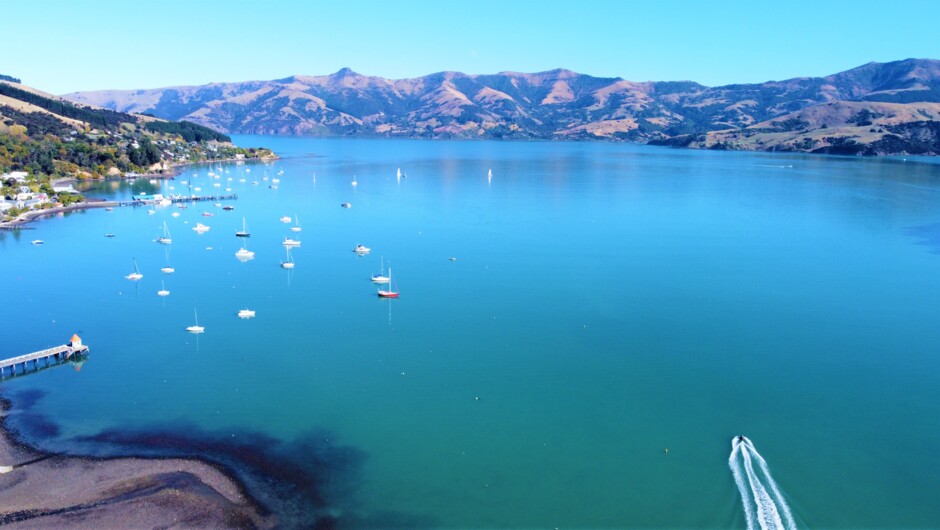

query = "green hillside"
[0, 80, 272, 182]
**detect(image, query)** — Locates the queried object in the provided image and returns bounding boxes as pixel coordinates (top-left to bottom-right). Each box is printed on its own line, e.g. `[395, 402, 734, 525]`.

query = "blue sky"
[2, 0, 938, 94]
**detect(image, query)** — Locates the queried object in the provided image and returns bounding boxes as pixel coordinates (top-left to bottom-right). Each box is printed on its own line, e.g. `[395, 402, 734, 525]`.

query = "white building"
[1, 171, 28, 183]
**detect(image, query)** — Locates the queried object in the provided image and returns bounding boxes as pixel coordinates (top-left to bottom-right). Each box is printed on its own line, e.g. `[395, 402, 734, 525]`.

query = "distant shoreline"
[0, 154, 276, 230]
[0, 199, 117, 230]
[0, 396, 274, 528]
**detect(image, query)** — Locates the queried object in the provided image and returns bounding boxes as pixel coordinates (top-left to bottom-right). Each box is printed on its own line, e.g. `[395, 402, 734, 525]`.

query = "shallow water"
[2, 138, 940, 527]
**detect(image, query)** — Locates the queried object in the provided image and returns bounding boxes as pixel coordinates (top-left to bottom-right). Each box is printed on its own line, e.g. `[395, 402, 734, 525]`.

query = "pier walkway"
[0, 337, 88, 378]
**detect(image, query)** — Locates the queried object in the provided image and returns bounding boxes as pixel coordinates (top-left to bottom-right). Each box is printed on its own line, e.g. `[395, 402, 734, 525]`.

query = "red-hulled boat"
[377, 268, 399, 298]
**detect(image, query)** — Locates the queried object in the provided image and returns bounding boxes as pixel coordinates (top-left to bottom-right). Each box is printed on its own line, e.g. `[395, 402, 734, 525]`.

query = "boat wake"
[729, 436, 797, 530]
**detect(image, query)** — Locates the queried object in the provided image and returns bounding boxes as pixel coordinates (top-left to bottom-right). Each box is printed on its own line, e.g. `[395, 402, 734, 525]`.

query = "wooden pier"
[0, 335, 89, 378]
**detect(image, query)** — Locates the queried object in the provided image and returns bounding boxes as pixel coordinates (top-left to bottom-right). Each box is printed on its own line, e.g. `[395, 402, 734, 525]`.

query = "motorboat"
[354, 244, 371, 255]
[235, 242, 255, 260]
[237, 309, 256, 319]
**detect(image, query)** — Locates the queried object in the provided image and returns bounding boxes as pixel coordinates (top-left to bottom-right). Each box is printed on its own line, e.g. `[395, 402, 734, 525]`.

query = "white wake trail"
[729, 440, 757, 530]
[730, 437, 797, 530]
[744, 437, 797, 529]
[741, 442, 785, 529]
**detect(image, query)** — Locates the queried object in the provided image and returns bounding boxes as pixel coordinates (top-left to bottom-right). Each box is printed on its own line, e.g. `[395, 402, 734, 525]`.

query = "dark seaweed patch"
[6, 388, 46, 409]
[1, 389, 436, 528]
[11, 412, 61, 438]
[75, 424, 435, 528]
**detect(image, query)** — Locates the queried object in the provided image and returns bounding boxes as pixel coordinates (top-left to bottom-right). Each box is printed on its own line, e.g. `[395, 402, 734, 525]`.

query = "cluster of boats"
[119, 164, 411, 333]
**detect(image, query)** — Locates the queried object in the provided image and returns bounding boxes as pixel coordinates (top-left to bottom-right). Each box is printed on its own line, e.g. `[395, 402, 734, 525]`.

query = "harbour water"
[2, 137, 940, 528]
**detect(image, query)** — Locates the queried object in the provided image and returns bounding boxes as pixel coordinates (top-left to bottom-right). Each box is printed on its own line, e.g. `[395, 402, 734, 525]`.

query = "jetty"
[0, 335, 88, 378]
[128, 193, 237, 206]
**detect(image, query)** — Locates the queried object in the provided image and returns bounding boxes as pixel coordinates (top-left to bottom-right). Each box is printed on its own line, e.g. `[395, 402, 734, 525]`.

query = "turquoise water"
[3, 138, 940, 528]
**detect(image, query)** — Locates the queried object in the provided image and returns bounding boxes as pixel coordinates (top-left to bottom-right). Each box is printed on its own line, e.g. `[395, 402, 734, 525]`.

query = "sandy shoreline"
[0, 399, 276, 529]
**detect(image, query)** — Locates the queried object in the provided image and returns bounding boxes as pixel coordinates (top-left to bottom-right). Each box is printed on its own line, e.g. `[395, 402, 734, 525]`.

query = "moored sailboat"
[235, 217, 250, 237]
[157, 221, 172, 244]
[280, 247, 295, 269]
[126, 258, 143, 281]
[372, 257, 390, 284]
[186, 308, 204, 333]
[377, 268, 399, 298]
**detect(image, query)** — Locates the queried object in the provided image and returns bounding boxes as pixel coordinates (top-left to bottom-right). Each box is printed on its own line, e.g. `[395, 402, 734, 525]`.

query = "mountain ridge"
[63, 58, 940, 155]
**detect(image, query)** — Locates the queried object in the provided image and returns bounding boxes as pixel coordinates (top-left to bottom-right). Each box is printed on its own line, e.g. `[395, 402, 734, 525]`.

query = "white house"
[1, 171, 28, 183]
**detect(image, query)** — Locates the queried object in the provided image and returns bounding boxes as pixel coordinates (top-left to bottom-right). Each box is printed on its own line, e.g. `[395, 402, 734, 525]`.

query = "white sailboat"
[372, 257, 390, 284]
[396, 167, 402, 182]
[290, 214, 302, 232]
[157, 280, 170, 297]
[281, 247, 295, 269]
[157, 221, 172, 244]
[126, 258, 143, 281]
[488, 168, 492, 183]
[235, 217, 250, 237]
[186, 309, 204, 333]
[352, 174, 358, 187]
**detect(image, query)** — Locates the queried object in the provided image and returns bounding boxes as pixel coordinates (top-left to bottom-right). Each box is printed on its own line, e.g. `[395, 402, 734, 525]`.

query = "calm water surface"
[2, 138, 940, 528]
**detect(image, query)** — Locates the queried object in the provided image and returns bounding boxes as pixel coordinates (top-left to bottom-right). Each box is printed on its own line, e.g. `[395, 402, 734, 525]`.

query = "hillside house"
[1, 171, 28, 183]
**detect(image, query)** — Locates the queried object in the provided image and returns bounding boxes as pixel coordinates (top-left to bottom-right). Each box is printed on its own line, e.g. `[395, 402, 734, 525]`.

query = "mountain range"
[63, 59, 940, 155]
